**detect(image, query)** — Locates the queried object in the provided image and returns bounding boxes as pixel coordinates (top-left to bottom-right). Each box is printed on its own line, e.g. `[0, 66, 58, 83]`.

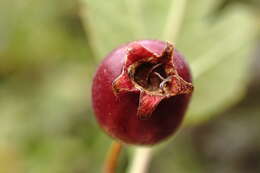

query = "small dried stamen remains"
[133, 62, 167, 92]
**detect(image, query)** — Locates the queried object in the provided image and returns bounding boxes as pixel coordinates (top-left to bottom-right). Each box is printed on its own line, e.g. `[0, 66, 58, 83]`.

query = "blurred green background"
[0, 0, 260, 173]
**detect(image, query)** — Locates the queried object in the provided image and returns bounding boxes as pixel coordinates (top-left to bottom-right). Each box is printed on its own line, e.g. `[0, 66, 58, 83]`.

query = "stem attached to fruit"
[104, 141, 123, 173]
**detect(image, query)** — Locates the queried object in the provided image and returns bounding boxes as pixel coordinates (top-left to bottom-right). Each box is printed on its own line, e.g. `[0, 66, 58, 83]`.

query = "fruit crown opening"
[112, 42, 194, 118]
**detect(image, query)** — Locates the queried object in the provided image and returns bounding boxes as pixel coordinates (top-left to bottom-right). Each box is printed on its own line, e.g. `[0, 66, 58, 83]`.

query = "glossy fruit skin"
[92, 40, 192, 145]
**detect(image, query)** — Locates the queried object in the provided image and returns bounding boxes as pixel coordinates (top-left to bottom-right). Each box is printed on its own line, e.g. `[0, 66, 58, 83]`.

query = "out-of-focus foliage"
[0, 0, 260, 172]
[0, 0, 110, 172]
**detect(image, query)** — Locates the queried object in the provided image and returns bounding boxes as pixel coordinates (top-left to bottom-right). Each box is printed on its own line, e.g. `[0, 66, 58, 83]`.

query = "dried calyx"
[112, 42, 193, 119]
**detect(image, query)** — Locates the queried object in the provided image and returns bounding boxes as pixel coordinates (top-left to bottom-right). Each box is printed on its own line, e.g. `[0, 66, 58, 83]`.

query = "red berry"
[92, 40, 193, 145]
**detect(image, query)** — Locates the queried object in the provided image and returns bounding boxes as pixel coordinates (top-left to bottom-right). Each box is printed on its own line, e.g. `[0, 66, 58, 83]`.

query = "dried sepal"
[112, 42, 193, 119]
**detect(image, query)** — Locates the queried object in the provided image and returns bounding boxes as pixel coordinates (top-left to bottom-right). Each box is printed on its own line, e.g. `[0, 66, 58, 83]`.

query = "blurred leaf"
[81, 0, 257, 124]
[178, 2, 257, 124]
